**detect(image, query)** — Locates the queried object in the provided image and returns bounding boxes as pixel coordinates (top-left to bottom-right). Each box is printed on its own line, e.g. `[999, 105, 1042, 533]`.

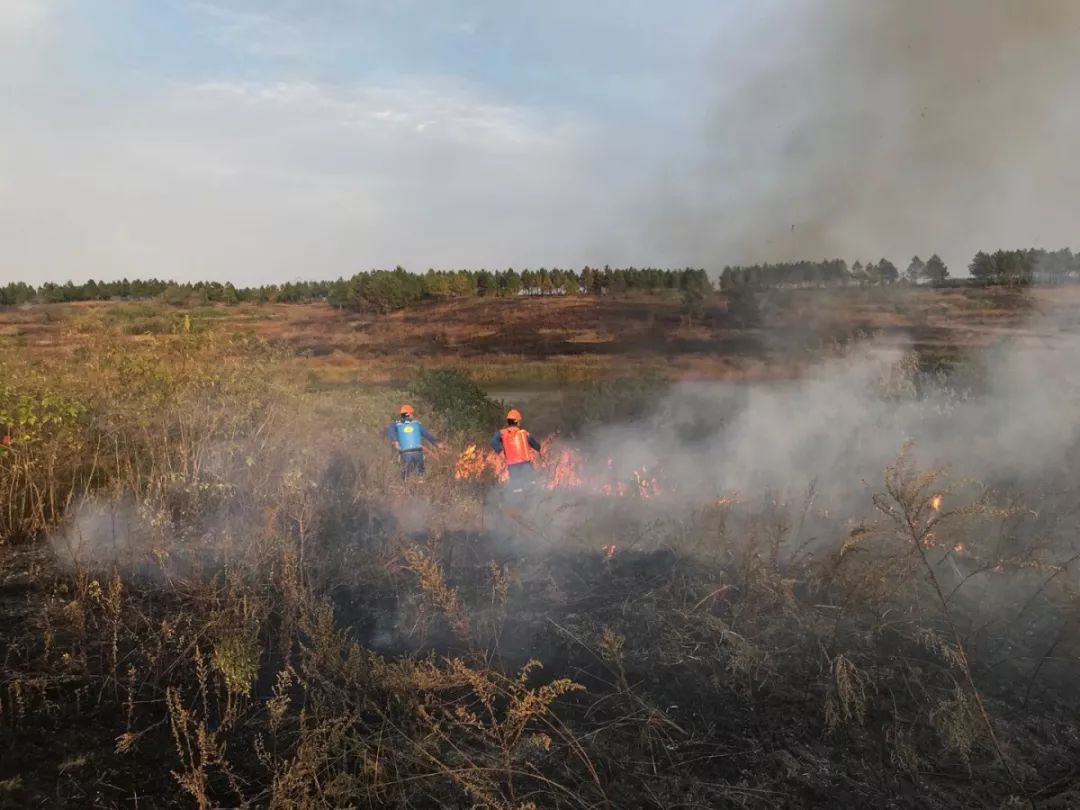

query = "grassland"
[2, 286, 1080, 808]
[5, 284, 1070, 382]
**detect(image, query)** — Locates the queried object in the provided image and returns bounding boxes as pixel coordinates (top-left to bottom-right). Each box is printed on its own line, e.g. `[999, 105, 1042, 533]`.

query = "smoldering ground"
[45, 428, 480, 580]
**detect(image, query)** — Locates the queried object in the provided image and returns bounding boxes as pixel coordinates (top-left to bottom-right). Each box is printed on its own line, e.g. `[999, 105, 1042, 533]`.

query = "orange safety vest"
[499, 426, 533, 465]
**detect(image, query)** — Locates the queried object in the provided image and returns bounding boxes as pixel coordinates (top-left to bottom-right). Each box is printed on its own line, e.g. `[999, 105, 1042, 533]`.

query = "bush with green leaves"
[0, 382, 89, 542]
[412, 369, 505, 435]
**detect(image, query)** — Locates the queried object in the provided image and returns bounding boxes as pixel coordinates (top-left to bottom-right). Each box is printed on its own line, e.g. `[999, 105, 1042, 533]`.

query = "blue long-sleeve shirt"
[491, 429, 541, 456]
[386, 420, 439, 451]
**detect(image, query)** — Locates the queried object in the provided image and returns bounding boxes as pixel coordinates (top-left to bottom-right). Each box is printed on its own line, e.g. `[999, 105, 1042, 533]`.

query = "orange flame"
[601, 544, 617, 560]
[930, 494, 942, 511]
[454, 444, 508, 482]
[543, 449, 585, 489]
[601, 480, 628, 497]
[633, 466, 662, 499]
[453, 435, 667, 498]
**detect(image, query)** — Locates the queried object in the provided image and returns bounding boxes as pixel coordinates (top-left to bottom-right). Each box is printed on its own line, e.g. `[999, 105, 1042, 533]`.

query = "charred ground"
[1, 285, 1062, 383]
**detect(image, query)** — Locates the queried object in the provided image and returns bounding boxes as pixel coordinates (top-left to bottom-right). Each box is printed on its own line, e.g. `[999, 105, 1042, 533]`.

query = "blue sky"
[2, 1, 1078, 285]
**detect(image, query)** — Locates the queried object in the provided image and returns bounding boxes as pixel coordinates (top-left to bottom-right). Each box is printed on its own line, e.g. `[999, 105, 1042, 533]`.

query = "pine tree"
[924, 254, 949, 284]
[968, 251, 995, 283]
[877, 258, 899, 284]
[905, 256, 926, 284]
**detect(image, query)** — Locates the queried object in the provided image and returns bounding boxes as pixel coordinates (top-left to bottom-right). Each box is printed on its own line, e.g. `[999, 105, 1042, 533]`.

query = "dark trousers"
[507, 462, 536, 487]
[400, 450, 426, 479]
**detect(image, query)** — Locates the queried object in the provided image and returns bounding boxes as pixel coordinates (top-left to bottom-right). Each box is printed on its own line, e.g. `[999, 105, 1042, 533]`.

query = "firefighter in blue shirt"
[386, 404, 442, 479]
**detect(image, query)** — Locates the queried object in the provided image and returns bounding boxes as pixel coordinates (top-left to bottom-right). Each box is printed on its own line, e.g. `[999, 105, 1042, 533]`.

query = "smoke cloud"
[593, 335, 1079, 501]
[651, 0, 1080, 271]
[496, 308, 1080, 558]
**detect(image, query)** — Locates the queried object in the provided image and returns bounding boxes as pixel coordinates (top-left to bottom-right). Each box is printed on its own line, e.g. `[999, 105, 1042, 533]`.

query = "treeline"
[720, 255, 949, 290]
[328, 267, 710, 313]
[968, 248, 1080, 286]
[721, 247, 1080, 291]
[5, 248, 1078, 309]
[0, 278, 251, 306]
[0, 266, 712, 313]
[0, 278, 174, 305]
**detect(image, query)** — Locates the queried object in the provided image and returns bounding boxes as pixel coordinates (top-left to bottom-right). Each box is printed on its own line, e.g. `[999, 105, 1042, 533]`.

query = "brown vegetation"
[2, 290, 1080, 807]
[3, 285, 1074, 389]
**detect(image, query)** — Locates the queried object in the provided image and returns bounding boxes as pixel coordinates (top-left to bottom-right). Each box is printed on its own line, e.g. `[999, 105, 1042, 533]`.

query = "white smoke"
[510, 310, 1080, 551]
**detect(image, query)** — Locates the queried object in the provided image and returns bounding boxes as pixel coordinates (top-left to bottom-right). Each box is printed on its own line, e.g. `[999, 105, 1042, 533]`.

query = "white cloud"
[0, 0, 711, 284]
[184, 78, 566, 153]
[0, 67, 615, 284]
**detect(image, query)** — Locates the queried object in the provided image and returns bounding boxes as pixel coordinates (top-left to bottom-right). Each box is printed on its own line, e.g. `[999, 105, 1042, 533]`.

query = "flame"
[601, 479, 628, 497]
[601, 544, 617, 560]
[453, 435, 667, 499]
[454, 444, 508, 482]
[633, 466, 662, 498]
[542, 448, 585, 490]
[930, 494, 942, 511]
[952, 542, 965, 553]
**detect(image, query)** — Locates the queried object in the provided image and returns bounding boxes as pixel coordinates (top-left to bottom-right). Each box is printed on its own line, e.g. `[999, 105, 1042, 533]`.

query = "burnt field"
[2, 284, 1071, 387]
[3, 289, 1080, 808]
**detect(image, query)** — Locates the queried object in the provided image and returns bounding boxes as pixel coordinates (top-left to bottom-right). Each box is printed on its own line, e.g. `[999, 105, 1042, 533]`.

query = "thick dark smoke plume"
[653, 0, 1080, 269]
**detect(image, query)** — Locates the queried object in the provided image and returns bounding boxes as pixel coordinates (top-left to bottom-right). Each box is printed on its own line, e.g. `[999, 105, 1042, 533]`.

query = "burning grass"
[3, 325, 1080, 808]
[454, 437, 663, 501]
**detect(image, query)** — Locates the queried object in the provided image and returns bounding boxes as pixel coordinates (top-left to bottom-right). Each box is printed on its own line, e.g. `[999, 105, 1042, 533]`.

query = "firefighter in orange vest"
[491, 409, 541, 487]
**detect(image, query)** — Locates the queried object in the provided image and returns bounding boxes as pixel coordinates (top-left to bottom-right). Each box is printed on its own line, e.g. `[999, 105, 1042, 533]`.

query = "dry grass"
[2, 284, 1072, 387]
[2, 299, 1080, 807]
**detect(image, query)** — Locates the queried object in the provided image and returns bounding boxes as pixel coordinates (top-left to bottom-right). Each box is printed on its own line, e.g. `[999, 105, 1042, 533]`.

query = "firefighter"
[491, 408, 541, 489]
[386, 404, 442, 480]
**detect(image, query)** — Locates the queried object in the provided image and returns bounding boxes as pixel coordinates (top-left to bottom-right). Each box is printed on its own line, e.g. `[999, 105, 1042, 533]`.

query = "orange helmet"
[507, 408, 522, 422]
[400, 404, 415, 416]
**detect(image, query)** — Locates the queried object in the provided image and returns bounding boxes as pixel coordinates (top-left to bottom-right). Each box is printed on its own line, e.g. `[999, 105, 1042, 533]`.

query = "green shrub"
[412, 369, 504, 435]
[0, 383, 89, 542]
